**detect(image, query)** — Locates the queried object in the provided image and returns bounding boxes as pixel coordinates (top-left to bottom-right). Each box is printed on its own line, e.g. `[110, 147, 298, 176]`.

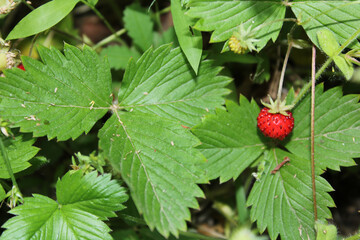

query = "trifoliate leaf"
[0, 44, 112, 141]
[292, 1, 360, 49]
[171, 0, 203, 74]
[1, 171, 128, 240]
[124, 4, 154, 52]
[247, 149, 334, 240]
[286, 85, 360, 171]
[0, 133, 39, 178]
[118, 45, 231, 126]
[192, 97, 266, 182]
[100, 45, 141, 70]
[99, 111, 206, 238]
[100, 44, 230, 237]
[187, 0, 286, 51]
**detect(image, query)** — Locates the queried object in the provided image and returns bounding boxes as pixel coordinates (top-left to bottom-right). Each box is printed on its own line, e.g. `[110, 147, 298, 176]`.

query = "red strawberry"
[17, 63, 25, 71]
[257, 107, 294, 140]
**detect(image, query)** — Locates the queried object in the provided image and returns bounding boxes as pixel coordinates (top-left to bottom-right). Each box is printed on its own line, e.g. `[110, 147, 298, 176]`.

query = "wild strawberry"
[257, 97, 294, 140]
[17, 63, 25, 71]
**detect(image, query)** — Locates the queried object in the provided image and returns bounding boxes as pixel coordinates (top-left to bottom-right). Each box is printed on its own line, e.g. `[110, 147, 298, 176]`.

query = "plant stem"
[310, 45, 317, 221]
[52, 28, 85, 44]
[28, 33, 39, 57]
[277, 42, 293, 102]
[292, 27, 360, 106]
[0, 137, 20, 192]
[291, 57, 332, 106]
[158, 6, 171, 15]
[21, 0, 34, 10]
[81, 0, 128, 47]
[333, 27, 360, 56]
[92, 28, 127, 50]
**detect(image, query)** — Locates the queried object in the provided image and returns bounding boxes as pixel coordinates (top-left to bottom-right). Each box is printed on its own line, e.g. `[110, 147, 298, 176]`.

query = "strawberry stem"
[311, 45, 318, 221]
[0, 137, 21, 196]
[277, 41, 293, 103]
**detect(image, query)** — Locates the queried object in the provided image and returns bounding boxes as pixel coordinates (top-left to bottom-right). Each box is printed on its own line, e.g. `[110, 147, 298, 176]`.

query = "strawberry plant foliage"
[187, 0, 360, 52]
[0, 44, 112, 141]
[286, 85, 360, 171]
[0, 133, 39, 178]
[0, 43, 231, 237]
[1, 171, 128, 240]
[187, 0, 286, 51]
[247, 149, 334, 240]
[291, 0, 360, 49]
[192, 97, 265, 182]
[192, 85, 360, 239]
[117, 45, 231, 126]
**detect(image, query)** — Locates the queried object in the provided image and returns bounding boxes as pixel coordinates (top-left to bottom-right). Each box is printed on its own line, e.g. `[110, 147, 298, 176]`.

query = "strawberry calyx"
[260, 96, 294, 116]
[229, 23, 259, 54]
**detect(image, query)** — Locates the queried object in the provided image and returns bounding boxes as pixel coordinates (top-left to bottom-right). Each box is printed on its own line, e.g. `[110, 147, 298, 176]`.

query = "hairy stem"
[277, 42, 293, 102]
[21, 0, 34, 10]
[0, 137, 20, 192]
[310, 45, 317, 221]
[81, 0, 128, 47]
[292, 27, 360, 106]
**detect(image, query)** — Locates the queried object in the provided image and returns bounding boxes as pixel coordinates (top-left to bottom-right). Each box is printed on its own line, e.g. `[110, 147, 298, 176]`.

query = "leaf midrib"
[114, 110, 175, 232]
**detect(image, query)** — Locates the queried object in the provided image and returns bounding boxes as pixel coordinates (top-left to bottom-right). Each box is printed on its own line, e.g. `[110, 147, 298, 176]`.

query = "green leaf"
[0, 44, 112, 141]
[317, 29, 355, 80]
[286, 85, 360, 171]
[0, 134, 39, 178]
[315, 221, 338, 240]
[56, 171, 128, 220]
[291, 1, 360, 49]
[333, 55, 354, 80]
[6, 0, 80, 40]
[187, 0, 286, 50]
[124, 4, 154, 52]
[192, 97, 265, 182]
[118, 45, 231, 127]
[99, 111, 206, 238]
[171, 0, 203, 74]
[100, 45, 141, 70]
[99, 44, 230, 237]
[247, 149, 334, 240]
[0, 184, 5, 202]
[317, 29, 340, 57]
[1, 171, 128, 240]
